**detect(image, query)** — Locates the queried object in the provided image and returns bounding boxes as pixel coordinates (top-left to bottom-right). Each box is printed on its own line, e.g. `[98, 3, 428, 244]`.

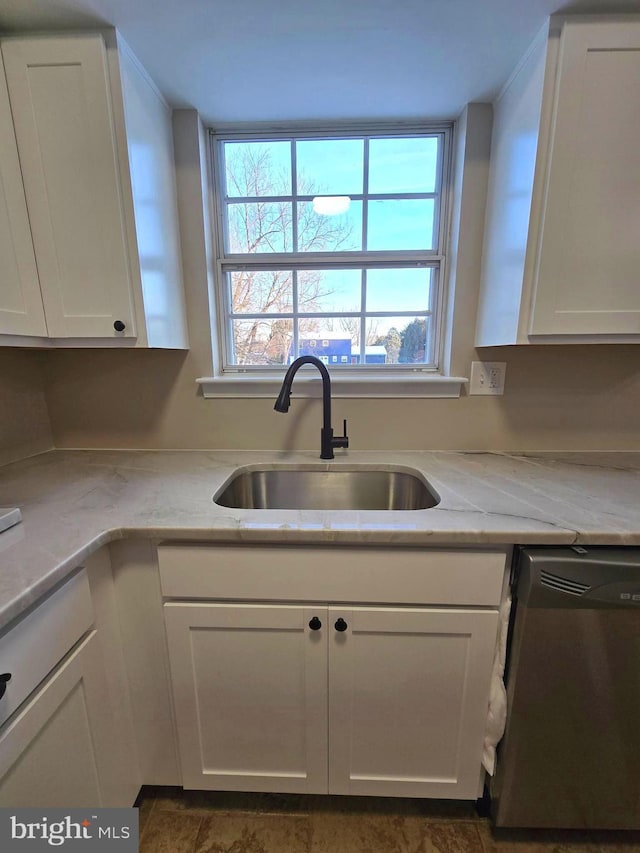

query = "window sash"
[220, 261, 440, 370]
[217, 130, 448, 257]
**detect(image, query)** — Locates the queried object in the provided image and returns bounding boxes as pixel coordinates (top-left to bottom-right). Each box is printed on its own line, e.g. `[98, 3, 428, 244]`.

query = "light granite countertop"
[1, 448, 640, 630]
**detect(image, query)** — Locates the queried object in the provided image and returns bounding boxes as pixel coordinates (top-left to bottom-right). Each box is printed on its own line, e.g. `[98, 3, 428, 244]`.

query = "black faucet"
[274, 355, 349, 460]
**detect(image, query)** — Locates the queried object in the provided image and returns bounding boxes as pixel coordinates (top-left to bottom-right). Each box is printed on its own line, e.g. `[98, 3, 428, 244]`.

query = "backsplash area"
[39, 344, 640, 453]
[0, 349, 53, 466]
[3, 343, 640, 457]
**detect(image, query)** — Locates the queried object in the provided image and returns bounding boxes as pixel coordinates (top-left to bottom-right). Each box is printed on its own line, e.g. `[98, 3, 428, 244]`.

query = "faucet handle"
[333, 419, 349, 450]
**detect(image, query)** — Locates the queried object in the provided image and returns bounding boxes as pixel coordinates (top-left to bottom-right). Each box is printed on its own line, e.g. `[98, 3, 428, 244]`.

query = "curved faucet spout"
[273, 355, 348, 460]
[274, 355, 331, 429]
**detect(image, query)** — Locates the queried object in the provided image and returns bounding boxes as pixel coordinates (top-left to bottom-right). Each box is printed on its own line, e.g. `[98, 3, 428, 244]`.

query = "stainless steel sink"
[213, 467, 440, 511]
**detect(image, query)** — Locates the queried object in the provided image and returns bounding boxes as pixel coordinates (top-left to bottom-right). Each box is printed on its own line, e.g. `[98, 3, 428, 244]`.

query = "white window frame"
[200, 123, 468, 399]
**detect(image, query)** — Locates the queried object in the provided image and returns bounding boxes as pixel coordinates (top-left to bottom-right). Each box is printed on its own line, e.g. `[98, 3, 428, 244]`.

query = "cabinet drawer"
[158, 545, 508, 607]
[0, 571, 94, 727]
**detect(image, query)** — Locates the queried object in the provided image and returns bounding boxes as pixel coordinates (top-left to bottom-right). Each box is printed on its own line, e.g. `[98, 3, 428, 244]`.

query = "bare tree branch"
[225, 144, 354, 364]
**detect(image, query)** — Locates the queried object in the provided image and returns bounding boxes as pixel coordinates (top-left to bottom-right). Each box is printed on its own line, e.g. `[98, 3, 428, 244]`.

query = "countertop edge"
[0, 522, 582, 632]
[2, 447, 640, 632]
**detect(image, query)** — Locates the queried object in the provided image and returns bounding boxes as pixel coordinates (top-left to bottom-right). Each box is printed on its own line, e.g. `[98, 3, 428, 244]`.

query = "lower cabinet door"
[0, 632, 114, 807]
[327, 607, 499, 799]
[165, 602, 499, 799]
[164, 603, 328, 793]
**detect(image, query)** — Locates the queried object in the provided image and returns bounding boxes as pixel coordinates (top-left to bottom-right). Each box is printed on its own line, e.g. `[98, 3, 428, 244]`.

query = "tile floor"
[136, 788, 640, 853]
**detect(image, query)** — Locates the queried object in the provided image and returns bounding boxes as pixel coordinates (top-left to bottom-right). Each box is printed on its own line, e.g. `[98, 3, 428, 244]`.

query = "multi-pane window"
[212, 129, 450, 371]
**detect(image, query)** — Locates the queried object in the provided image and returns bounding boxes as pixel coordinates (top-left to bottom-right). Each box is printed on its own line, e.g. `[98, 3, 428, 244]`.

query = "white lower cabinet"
[328, 606, 498, 798]
[165, 603, 328, 794]
[164, 600, 499, 799]
[0, 633, 113, 806]
[0, 557, 141, 808]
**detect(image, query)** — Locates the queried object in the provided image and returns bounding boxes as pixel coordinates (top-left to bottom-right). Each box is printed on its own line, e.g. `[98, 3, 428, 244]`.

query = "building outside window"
[211, 127, 451, 374]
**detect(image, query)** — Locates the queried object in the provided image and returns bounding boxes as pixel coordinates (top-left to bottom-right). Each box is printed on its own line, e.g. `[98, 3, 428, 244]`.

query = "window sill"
[196, 373, 468, 399]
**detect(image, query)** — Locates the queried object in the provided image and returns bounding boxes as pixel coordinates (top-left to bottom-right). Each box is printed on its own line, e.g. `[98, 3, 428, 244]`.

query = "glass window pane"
[296, 139, 364, 196]
[223, 141, 291, 197]
[297, 201, 362, 252]
[368, 137, 439, 194]
[298, 318, 360, 366]
[356, 318, 391, 364]
[364, 316, 433, 364]
[227, 202, 292, 253]
[366, 268, 432, 313]
[231, 318, 293, 365]
[367, 199, 435, 250]
[364, 315, 432, 364]
[230, 270, 293, 314]
[297, 269, 361, 313]
[397, 316, 431, 364]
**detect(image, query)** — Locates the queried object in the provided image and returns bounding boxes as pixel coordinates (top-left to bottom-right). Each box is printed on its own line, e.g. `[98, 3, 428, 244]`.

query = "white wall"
[0, 349, 53, 465]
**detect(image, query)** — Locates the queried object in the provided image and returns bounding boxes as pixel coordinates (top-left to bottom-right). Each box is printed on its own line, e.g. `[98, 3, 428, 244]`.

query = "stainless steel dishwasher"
[492, 545, 640, 829]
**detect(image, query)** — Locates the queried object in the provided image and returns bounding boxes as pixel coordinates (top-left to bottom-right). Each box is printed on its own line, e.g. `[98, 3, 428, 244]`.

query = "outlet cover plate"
[469, 361, 506, 395]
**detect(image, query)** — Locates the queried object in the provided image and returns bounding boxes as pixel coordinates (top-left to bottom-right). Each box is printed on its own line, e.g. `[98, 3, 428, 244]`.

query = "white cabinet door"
[0, 55, 46, 337]
[328, 607, 498, 799]
[164, 603, 328, 793]
[531, 19, 640, 335]
[165, 599, 499, 800]
[1, 35, 136, 339]
[0, 633, 114, 807]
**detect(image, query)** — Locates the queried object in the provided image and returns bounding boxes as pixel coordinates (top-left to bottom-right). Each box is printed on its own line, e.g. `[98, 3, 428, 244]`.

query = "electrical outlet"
[469, 361, 507, 395]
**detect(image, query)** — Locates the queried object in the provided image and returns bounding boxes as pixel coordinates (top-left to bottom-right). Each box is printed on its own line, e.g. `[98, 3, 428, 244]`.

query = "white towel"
[482, 594, 511, 775]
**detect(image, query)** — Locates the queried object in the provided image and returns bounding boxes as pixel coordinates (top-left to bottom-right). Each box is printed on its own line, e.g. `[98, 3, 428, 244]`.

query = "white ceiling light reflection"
[312, 196, 351, 215]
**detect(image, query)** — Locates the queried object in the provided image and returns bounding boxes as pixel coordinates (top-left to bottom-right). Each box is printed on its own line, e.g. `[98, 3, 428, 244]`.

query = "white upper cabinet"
[476, 15, 640, 345]
[3, 35, 136, 340]
[0, 31, 188, 348]
[0, 53, 46, 337]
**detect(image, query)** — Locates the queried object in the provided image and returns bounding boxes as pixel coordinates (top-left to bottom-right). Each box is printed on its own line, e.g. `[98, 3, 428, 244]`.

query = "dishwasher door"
[492, 546, 640, 829]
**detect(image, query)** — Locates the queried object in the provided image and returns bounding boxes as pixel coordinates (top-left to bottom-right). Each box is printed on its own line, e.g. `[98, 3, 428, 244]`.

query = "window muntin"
[214, 128, 449, 371]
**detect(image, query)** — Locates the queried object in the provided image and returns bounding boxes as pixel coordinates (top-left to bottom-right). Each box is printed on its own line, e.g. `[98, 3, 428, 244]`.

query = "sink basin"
[213, 467, 440, 511]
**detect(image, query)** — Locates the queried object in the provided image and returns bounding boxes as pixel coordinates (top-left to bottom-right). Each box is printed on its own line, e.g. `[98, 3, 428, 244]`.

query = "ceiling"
[0, 0, 638, 124]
